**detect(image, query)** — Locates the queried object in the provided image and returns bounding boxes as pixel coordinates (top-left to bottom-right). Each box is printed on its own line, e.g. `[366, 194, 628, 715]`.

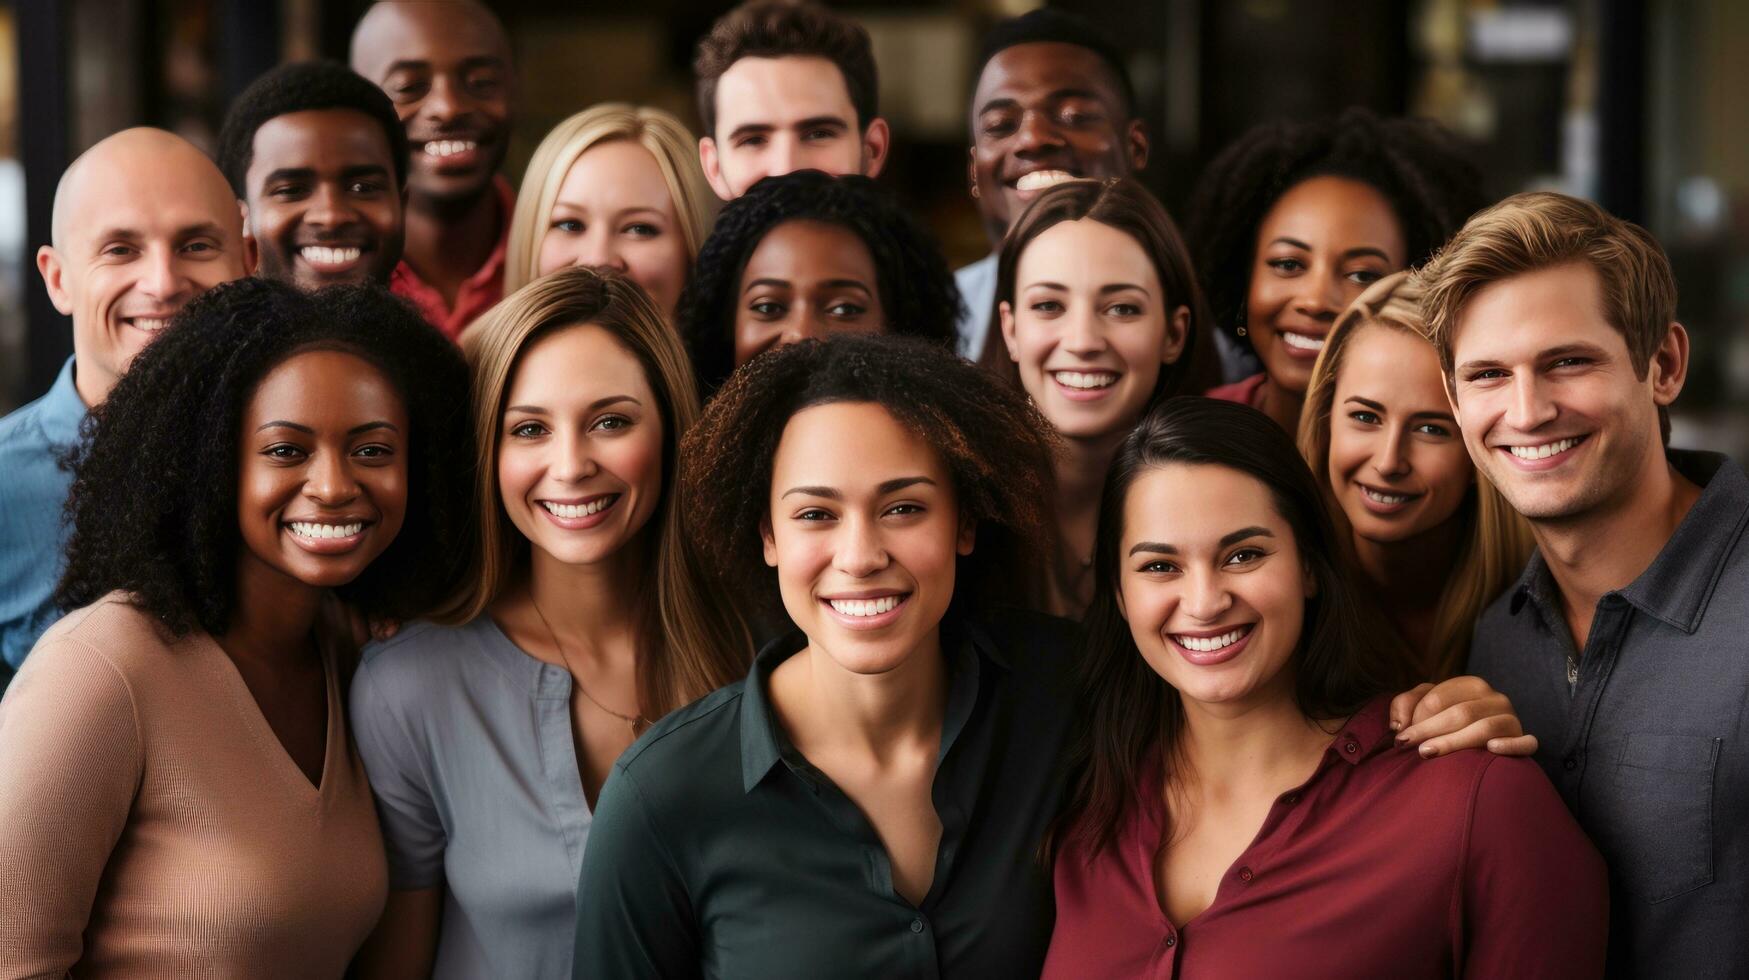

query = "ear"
[861, 118, 891, 179]
[998, 300, 1022, 363]
[239, 200, 260, 274]
[1649, 321, 1690, 408]
[36, 246, 72, 315]
[1125, 118, 1150, 172]
[699, 137, 732, 201]
[956, 514, 977, 556]
[760, 515, 778, 567]
[1161, 303, 1190, 365]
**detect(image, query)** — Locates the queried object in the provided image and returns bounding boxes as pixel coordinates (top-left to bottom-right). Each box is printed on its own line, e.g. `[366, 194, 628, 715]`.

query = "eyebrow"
[1025, 281, 1152, 297]
[1344, 395, 1456, 422]
[742, 277, 873, 295]
[1456, 342, 1612, 376]
[1267, 236, 1392, 262]
[256, 420, 400, 435]
[504, 395, 643, 415]
[260, 163, 389, 183]
[92, 222, 225, 244]
[383, 55, 506, 75]
[976, 88, 1107, 116]
[1127, 526, 1275, 556]
[781, 475, 937, 500]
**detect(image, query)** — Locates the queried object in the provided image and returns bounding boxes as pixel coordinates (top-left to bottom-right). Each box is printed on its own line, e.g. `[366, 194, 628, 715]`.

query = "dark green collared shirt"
[574, 610, 1077, 979]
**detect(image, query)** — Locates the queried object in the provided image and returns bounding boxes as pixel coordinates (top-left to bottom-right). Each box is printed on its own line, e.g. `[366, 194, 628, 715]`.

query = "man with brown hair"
[693, 0, 889, 201]
[1421, 190, 1746, 976]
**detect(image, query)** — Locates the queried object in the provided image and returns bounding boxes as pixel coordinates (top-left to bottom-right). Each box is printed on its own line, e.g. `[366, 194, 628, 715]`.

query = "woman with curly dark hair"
[1187, 107, 1484, 434]
[673, 169, 962, 394]
[572, 334, 1075, 977]
[0, 278, 471, 977]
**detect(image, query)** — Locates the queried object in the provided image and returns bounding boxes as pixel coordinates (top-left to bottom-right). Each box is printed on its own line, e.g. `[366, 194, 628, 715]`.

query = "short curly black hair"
[674, 170, 963, 395]
[1185, 107, 1484, 354]
[55, 278, 473, 637]
[217, 60, 410, 199]
[680, 334, 1058, 616]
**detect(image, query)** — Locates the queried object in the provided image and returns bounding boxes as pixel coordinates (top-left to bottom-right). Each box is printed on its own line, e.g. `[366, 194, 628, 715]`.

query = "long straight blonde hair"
[1297, 271, 1533, 680]
[503, 104, 717, 296]
[440, 266, 752, 715]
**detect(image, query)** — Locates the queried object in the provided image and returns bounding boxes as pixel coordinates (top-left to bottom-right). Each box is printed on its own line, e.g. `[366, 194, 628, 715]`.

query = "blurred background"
[2, 0, 1745, 451]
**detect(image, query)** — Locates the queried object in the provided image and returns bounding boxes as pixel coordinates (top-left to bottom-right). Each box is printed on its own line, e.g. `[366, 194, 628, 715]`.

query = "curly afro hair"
[1185, 107, 1484, 354]
[680, 333, 1059, 615]
[674, 170, 963, 395]
[217, 60, 410, 198]
[55, 278, 473, 637]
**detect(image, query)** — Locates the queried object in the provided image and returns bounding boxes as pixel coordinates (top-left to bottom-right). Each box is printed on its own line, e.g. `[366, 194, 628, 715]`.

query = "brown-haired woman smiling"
[1043, 397, 1605, 977]
[349, 267, 749, 979]
[0, 279, 471, 977]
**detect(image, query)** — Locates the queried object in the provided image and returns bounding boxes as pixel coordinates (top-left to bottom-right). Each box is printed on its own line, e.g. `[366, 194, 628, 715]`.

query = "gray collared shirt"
[1468, 450, 1749, 979]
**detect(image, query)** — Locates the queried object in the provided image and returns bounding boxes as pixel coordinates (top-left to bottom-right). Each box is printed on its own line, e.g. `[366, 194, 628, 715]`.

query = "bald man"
[0, 128, 247, 685]
[351, 0, 516, 340]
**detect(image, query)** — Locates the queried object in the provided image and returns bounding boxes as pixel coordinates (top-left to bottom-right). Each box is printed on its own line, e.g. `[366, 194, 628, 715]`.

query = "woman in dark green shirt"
[574, 334, 1070, 977]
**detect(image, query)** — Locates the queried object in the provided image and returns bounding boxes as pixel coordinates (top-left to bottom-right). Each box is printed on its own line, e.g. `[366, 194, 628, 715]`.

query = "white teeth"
[130, 317, 168, 332]
[300, 246, 362, 267]
[1362, 487, 1411, 505]
[288, 521, 364, 540]
[1015, 170, 1075, 192]
[1172, 625, 1251, 652]
[541, 497, 616, 519]
[424, 140, 478, 159]
[1053, 370, 1119, 390]
[827, 595, 903, 617]
[1280, 331, 1326, 352]
[1508, 437, 1581, 461]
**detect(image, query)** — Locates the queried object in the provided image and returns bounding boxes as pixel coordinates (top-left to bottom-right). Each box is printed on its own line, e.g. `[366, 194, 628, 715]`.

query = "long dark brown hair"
[1050, 397, 1407, 863]
[980, 177, 1221, 398]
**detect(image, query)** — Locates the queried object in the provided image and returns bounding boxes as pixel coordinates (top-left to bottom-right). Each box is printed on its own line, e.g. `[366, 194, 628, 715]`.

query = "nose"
[549, 429, 600, 483]
[1290, 265, 1345, 320]
[1178, 565, 1234, 624]
[1061, 303, 1106, 356]
[1505, 373, 1558, 433]
[1372, 428, 1411, 479]
[780, 305, 830, 346]
[137, 245, 189, 302]
[577, 232, 628, 274]
[1012, 109, 1066, 157]
[305, 450, 360, 505]
[769, 132, 802, 177]
[834, 513, 889, 578]
[422, 74, 462, 124]
[304, 182, 353, 228]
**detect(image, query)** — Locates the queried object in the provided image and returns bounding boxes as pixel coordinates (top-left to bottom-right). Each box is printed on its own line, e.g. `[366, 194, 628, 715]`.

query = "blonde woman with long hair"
[1297, 270, 1532, 679]
[349, 267, 750, 979]
[497, 103, 716, 325]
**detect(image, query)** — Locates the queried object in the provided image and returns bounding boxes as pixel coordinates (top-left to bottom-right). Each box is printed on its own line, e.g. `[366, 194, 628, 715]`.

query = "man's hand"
[1389, 676, 1538, 758]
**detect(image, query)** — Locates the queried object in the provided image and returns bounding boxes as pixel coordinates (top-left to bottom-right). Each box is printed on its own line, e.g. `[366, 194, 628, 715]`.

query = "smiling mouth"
[422, 139, 479, 160]
[288, 520, 366, 539]
[1012, 169, 1078, 193]
[1360, 484, 1420, 506]
[1052, 370, 1119, 390]
[1505, 436, 1587, 461]
[123, 315, 173, 332]
[822, 592, 911, 618]
[300, 245, 366, 269]
[541, 495, 619, 519]
[1279, 330, 1326, 354]
[1171, 624, 1252, 652]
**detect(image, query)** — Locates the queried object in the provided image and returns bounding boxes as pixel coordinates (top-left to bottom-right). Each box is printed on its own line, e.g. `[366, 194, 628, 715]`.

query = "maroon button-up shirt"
[1043, 697, 1608, 979]
[389, 176, 514, 343]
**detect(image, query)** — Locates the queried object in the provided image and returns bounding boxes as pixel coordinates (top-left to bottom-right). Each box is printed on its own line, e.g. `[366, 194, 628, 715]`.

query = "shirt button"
[1343, 740, 1359, 754]
[1238, 866, 1254, 882]
[1165, 936, 1177, 948]
[1563, 756, 1578, 771]
[910, 917, 925, 934]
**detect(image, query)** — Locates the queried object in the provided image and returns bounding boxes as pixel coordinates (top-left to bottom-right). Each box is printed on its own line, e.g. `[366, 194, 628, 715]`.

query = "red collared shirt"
[389, 175, 514, 342]
[1042, 697, 1609, 980]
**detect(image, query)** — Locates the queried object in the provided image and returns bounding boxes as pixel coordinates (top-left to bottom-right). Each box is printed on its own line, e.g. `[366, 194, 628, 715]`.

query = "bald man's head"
[38, 127, 249, 406]
[351, 1, 514, 206]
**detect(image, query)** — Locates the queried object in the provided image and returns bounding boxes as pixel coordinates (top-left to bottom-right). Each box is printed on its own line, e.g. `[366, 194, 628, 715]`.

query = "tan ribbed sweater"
[0, 594, 387, 978]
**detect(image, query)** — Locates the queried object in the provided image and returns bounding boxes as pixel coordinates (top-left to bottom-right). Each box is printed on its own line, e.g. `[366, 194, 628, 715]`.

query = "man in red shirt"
[351, 0, 515, 341]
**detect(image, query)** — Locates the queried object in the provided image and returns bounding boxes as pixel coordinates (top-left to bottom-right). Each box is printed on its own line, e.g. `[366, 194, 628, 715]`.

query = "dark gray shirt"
[1468, 450, 1749, 979]
[572, 610, 1077, 979]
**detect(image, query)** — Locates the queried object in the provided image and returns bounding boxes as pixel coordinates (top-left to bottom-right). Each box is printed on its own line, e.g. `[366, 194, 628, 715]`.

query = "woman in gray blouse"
[348, 268, 752, 979]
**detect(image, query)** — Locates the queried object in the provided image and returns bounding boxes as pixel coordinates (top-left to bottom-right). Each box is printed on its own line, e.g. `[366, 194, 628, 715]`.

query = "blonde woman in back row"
[494, 104, 716, 328]
[1297, 270, 1533, 679]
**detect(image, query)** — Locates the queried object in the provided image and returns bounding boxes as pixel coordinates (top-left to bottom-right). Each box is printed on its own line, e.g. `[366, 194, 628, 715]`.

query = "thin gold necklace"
[527, 593, 649, 735]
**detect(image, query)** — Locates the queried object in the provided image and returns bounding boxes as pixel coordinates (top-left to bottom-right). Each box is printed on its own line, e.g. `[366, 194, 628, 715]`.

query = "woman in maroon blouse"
[1043, 397, 1607, 980]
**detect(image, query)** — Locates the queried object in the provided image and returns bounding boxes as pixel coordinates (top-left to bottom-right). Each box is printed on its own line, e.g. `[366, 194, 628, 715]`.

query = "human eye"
[736, 134, 768, 149]
[1225, 547, 1267, 567]
[263, 442, 306, 461]
[624, 222, 660, 238]
[348, 179, 385, 196]
[1059, 103, 1106, 126]
[979, 112, 1018, 139]
[101, 243, 138, 258]
[1028, 299, 1065, 316]
[181, 239, 219, 255]
[803, 127, 839, 142]
[1465, 367, 1508, 384]
[1138, 558, 1179, 574]
[826, 300, 868, 319]
[1266, 257, 1305, 274]
[884, 502, 925, 518]
[794, 507, 835, 522]
[552, 218, 584, 234]
[1348, 268, 1386, 286]
[1347, 409, 1382, 426]
[354, 443, 397, 461]
[1550, 355, 1593, 370]
[1414, 422, 1452, 437]
[748, 299, 786, 319]
[267, 181, 307, 200]
[591, 414, 632, 433]
[464, 69, 503, 96]
[1105, 302, 1144, 318]
[509, 420, 548, 438]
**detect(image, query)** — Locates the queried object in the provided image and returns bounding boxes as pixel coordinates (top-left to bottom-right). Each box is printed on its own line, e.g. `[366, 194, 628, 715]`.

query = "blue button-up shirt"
[1469, 450, 1749, 978]
[0, 358, 86, 690]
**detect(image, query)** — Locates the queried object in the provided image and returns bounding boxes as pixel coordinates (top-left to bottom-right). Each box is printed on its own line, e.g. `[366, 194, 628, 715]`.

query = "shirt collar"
[389, 174, 514, 295]
[738, 615, 1007, 794]
[1333, 695, 1397, 765]
[1508, 451, 1748, 634]
[39, 357, 89, 443]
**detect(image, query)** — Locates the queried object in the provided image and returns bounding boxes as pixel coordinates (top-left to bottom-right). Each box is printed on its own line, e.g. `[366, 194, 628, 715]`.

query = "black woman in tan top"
[0, 279, 473, 977]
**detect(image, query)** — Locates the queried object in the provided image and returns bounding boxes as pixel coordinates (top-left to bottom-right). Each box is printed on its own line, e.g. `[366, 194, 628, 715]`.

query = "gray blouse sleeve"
[349, 658, 448, 890]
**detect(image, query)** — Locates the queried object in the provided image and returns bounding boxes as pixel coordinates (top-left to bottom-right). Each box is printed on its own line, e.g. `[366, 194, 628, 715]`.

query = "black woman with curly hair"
[0, 278, 471, 977]
[573, 334, 1076, 977]
[1188, 107, 1484, 434]
[673, 169, 961, 395]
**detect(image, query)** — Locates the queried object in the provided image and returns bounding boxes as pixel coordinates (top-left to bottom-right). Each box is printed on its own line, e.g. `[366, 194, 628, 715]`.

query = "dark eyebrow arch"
[743, 277, 792, 295]
[176, 222, 226, 239]
[1269, 236, 1311, 251]
[1342, 246, 1392, 262]
[256, 420, 399, 435]
[782, 475, 935, 500]
[1128, 540, 1177, 557]
[1540, 343, 1610, 361]
[261, 168, 316, 184]
[792, 115, 850, 130]
[258, 420, 314, 434]
[341, 165, 391, 178]
[505, 395, 641, 416]
[1125, 526, 1273, 558]
[349, 421, 399, 435]
[727, 123, 776, 142]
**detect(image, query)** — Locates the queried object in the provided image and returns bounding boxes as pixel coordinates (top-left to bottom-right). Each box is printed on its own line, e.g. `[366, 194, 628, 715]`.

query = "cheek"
[535, 232, 572, 276]
[606, 431, 665, 498]
[624, 241, 688, 304]
[496, 445, 543, 513]
[364, 462, 410, 528]
[1327, 428, 1370, 480]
